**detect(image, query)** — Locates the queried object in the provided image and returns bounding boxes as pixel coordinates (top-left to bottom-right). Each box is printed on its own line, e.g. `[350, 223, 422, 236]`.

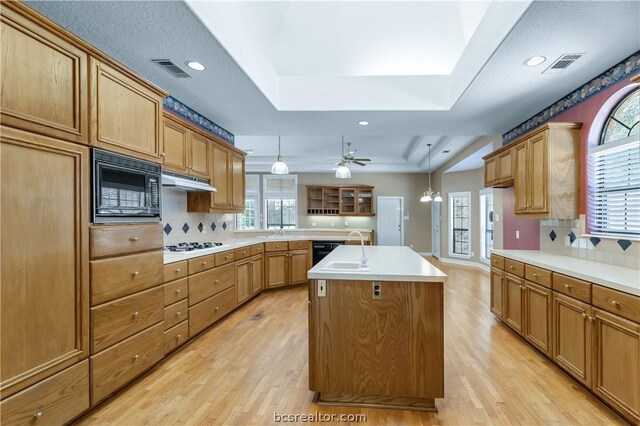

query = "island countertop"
[307, 245, 447, 282]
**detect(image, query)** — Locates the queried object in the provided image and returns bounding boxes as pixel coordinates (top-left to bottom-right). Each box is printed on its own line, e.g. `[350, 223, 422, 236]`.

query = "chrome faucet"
[348, 231, 368, 267]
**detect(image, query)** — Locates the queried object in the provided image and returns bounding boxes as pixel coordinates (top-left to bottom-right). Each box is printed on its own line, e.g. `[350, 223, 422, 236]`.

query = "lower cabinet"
[523, 281, 553, 357]
[188, 286, 237, 338]
[164, 321, 189, 355]
[251, 255, 264, 295]
[236, 254, 264, 304]
[265, 249, 311, 289]
[490, 268, 505, 319]
[504, 273, 524, 335]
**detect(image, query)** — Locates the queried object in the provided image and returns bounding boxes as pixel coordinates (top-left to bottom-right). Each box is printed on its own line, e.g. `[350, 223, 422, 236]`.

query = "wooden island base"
[314, 392, 437, 412]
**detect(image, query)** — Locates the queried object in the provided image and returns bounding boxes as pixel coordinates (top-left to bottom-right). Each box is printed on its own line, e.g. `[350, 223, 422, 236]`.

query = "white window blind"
[588, 136, 640, 237]
[263, 175, 298, 229]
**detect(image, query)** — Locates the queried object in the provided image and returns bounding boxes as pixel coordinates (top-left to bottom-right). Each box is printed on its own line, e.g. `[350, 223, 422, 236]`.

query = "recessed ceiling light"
[358, 120, 369, 126]
[524, 56, 546, 67]
[186, 61, 206, 71]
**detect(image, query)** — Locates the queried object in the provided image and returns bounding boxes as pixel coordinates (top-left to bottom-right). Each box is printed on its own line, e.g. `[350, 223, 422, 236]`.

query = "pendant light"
[271, 136, 289, 175]
[335, 137, 351, 179]
[420, 144, 442, 203]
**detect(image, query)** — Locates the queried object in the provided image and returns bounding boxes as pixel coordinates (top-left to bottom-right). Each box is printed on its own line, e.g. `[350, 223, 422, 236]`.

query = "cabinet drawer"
[504, 259, 525, 278]
[0, 361, 89, 426]
[164, 300, 188, 330]
[250, 244, 264, 256]
[553, 273, 591, 304]
[164, 278, 187, 306]
[490, 255, 504, 270]
[91, 287, 163, 353]
[188, 286, 236, 338]
[265, 241, 287, 252]
[215, 250, 235, 266]
[164, 260, 188, 282]
[164, 321, 189, 354]
[90, 224, 163, 259]
[90, 323, 164, 404]
[525, 264, 552, 288]
[187, 254, 216, 275]
[289, 240, 310, 250]
[91, 250, 163, 305]
[188, 263, 235, 306]
[234, 247, 251, 260]
[592, 285, 640, 323]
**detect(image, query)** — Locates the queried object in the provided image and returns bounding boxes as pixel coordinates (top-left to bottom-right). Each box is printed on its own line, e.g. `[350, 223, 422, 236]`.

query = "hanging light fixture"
[271, 136, 289, 175]
[420, 144, 442, 203]
[335, 137, 351, 179]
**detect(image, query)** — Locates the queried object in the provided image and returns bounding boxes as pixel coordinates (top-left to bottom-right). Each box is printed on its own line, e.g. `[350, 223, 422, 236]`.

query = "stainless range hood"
[162, 172, 216, 192]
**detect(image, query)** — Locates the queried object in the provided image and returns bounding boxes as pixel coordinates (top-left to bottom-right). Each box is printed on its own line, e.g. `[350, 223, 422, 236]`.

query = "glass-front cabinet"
[339, 188, 356, 214]
[356, 189, 373, 214]
[306, 185, 374, 216]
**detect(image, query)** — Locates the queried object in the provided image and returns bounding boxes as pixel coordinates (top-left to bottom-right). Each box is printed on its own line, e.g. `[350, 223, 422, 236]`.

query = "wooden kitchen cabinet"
[592, 309, 640, 423]
[162, 115, 210, 179]
[231, 152, 245, 210]
[497, 149, 514, 183]
[484, 156, 499, 187]
[289, 250, 310, 285]
[523, 280, 553, 357]
[307, 185, 375, 216]
[553, 292, 593, 387]
[1, 127, 90, 398]
[189, 131, 210, 179]
[236, 259, 252, 305]
[210, 143, 231, 208]
[490, 267, 505, 319]
[504, 273, 525, 335]
[90, 58, 165, 163]
[513, 141, 529, 213]
[0, 6, 88, 144]
[251, 255, 264, 295]
[265, 252, 289, 289]
[483, 149, 513, 187]
[265, 244, 311, 289]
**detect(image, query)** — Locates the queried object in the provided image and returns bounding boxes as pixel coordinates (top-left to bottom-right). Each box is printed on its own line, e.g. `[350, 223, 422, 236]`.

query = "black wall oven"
[92, 149, 161, 223]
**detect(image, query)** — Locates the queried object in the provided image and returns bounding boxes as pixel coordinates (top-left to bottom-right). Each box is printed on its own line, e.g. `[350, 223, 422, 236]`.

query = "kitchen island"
[307, 246, 447, 411]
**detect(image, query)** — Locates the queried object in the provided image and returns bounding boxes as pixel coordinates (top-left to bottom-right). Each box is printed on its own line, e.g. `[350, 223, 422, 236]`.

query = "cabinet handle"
[132, 354, 139, 361]
[242, 251, 246, 255]
[520, 286, 524, 290]
[225, 256, 229, 259]
[533, 273, 538, 278]
[215, 307, 219, 311]
[132, 311, 139, 319]
[175, 268, 181, 273]
[202, 261, 207, 266]
[132, 271, 139, 277]
[129, 236, 139, 242]
[215, 279, 219, 283]
[176, 334, 181, 340]
[33, 412, 43, 421]
[175, 289, 181, 294]
[176, 312, 181, 317]
[161, 152, 166, 157]
[611, 300, 620, 307]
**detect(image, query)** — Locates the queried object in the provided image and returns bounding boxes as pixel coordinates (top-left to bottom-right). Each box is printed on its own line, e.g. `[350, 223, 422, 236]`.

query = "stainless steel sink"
[321, 261, 371, 272]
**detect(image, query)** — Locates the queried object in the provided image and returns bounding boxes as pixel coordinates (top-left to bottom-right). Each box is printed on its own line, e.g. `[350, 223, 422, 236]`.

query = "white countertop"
[492, 249, 640, 296]
[163, 235, 370, 264]
[307, 245, 447, 282]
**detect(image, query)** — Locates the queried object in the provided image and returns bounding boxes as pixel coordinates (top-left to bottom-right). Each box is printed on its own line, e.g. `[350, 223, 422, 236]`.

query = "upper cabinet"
[90, 59, 165, 163]
[162, 114, 210, 179]
[0, 7, 88, 143]
[306, 186, 375, 216]
[484, 122, 581, 219]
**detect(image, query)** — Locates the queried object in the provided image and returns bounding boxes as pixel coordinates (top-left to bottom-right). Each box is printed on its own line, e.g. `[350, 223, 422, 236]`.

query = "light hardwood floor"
[76, 260, 624, 425]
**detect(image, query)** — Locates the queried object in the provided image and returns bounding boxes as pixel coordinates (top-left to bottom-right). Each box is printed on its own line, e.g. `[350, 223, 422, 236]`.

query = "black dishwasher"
[312, 241, 345, 265]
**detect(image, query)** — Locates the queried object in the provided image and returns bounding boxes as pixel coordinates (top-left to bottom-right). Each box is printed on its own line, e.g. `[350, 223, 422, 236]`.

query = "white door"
[376, 196, 404, 246]
[432, 201, 441, 258]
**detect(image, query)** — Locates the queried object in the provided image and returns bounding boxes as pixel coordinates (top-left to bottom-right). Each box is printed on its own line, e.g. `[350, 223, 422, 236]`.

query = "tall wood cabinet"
[0, 127, 90, 404]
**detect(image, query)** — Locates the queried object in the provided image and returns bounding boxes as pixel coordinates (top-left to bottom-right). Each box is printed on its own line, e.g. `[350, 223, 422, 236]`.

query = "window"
[448, 192, 471, 257]
[263, 175, 297, 229]
[480, 190, 494, 261]
[236, 175, 260, 230]
[588, 89, 640, 237]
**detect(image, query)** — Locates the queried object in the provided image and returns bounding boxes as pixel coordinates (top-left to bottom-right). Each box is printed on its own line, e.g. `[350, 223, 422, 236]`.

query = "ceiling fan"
[336, 138, 371, 167]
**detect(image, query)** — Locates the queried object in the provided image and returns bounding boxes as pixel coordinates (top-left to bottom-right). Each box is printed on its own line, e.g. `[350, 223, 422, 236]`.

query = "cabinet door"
[0, 8, 88, 143]
[553, 293, 592, 387]
[498, 149, 513, 182]
[356, 189, 373, 215]
[211, 143, 231, 208]
[484, 157, 498, 187]
[265, 252, 288, 288]
[504, 273, 524, 335]
[490, 268, 504, 319]
[524, 281, 553, 357]
[235, 260, 251, 305]
[528, 131, 548, 213]
[1, 127, 89, 397]
[90, 58, 163, 163]
[231, 152, 245, 209]
[251, 256, 264, 295]
[188, 132, 210, 179]
[592, 309, 640, 423]
[289, 250, 310, 285]
[513, 141, 529, 213]
[339, 189, 356, 215]
[162, 118, 188, 174]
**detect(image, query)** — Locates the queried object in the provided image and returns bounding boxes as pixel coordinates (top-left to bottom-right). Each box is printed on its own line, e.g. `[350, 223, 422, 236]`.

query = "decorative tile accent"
[568, 231, 577, 244]
[549, 230, 557, 241]
[589, 237, 601, 247]
[503, 52, 640, 144]
[182, 223, 190, 234]
[211, 222, 217, 232]
[163, 96, 234, 144]
[163, 223, 172, 235]
[617, 239, 632, 251]
[197, 222, 204, 232]
[222, 222, 227, 231]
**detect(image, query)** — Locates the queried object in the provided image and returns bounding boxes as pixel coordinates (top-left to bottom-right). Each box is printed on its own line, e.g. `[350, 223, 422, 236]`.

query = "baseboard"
[439, 257, 490, 272]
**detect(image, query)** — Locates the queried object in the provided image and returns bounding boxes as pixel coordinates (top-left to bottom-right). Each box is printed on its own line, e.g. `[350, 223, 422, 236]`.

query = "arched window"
[588, 88, 640, 237]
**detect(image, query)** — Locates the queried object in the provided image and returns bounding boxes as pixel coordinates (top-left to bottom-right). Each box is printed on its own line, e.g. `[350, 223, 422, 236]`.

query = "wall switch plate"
[372, 282, 382, 299]
[515, 230, 520, 239]
[318, 280, 326, 297]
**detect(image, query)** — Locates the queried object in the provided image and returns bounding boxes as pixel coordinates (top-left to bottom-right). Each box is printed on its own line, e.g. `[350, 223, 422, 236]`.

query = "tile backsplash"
[540, 219, 639, 269]
[162, 188, 235, 245]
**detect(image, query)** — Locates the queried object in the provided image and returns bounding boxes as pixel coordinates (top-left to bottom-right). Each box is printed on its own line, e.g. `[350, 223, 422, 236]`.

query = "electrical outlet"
[344, 220, 349, 226]
[372, 282, 382, 299]
[312, 222, 316, 227]
[410, 244, 414, 249]
[515, 230, 520, 239]
[318, 280, 326, 297]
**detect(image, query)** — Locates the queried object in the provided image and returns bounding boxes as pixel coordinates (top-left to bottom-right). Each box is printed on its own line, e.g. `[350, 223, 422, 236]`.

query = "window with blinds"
[263, 175, 298, 229]
[236, 175, 260, 230]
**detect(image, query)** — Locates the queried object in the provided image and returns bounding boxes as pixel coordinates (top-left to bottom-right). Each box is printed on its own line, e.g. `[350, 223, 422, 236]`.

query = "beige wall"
[294, 173, 432, 252]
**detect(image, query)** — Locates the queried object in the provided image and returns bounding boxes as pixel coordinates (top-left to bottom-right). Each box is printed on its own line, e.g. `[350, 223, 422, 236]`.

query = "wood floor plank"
[75, 260, 624, 425]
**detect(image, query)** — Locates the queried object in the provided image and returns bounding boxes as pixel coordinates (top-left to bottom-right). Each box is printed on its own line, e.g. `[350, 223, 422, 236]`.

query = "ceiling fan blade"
[354, 158, 371, 162]
[353, 161, 367, 166]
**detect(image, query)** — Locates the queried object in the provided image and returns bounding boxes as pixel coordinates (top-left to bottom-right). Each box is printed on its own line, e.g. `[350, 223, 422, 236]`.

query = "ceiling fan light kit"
[333, 137, 371, 178]
[335, 161, 352, 179]
[420, 143, 442, 203]
[271, 136, 289, 175]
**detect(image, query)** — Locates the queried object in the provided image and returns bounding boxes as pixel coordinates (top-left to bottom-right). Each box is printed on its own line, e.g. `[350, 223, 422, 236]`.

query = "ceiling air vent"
[542, 53, 585, 75]
[152, 59, 191, 78]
